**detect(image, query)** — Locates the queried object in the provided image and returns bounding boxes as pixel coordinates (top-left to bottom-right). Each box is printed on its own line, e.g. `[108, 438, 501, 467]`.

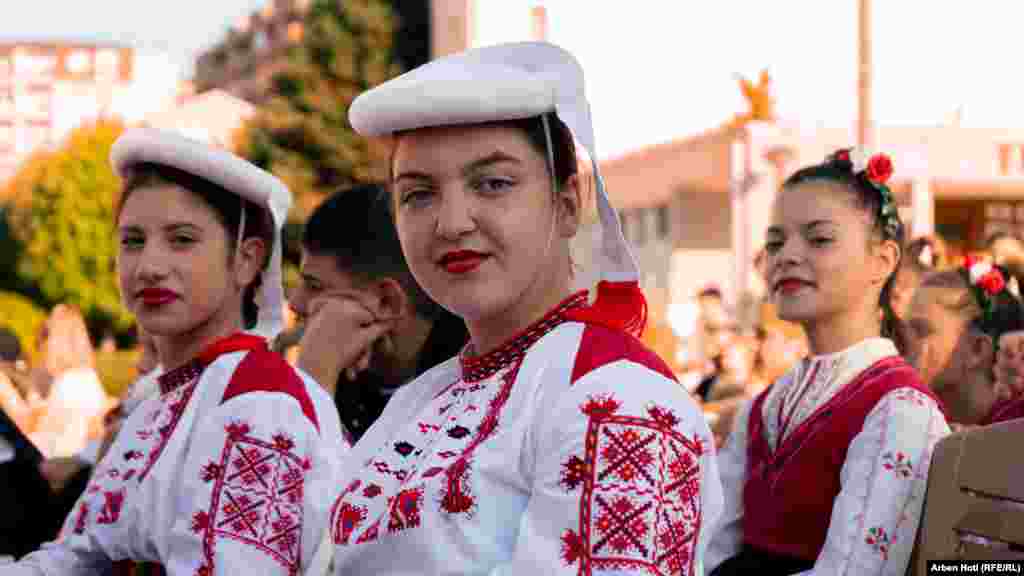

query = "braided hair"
[782, 149, 905, 339]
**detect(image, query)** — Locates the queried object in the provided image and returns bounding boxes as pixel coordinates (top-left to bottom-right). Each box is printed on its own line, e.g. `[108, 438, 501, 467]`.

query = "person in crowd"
[696, 334, 761, 404]
[38, 325, 163, 526]
[904, 260, 1024, 427]
[28, 305, 110, 460]
[995, 330, 1024, 401]
[890, 235, 944, 321]
[0, 328, 34, 433]
[314, 41, 722, 574]
[2, 128, 347, 575]
[987, 231, 1024, 268]
[0, 327, 62, 560]
[706, 149, 949, 575]
[289, 185, 468, 441]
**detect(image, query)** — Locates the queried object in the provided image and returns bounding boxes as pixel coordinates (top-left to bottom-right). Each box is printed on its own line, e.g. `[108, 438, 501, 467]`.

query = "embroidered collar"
[459, 291, 588, 382]
[157, 333, 267, 395]
[766, 337, 897, 448]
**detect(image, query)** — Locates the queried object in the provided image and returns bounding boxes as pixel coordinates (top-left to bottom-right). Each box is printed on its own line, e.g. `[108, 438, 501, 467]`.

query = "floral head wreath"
[827, 148, 901, 240]
[962, 255, 1008, 328]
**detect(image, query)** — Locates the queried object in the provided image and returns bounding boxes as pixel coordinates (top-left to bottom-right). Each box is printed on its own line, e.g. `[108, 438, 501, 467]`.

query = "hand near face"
[296, 292, 392, 395]
[995, 331, 1024, 400]
[39, 457, 87, 495]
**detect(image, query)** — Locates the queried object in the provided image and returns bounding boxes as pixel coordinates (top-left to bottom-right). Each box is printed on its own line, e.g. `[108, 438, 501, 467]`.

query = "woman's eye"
[120, 237, 144, 250]
[474, 177, 513, 194]
[764, 241, 783, 253]
[401, 188, 433, 206]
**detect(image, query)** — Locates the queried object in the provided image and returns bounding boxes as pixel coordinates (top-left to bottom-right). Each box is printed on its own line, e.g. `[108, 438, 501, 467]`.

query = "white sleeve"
[490, 360, 722, 575]
[703, 398, 752, 574]
[803, 388, 949, 576]
[163, 390, 341, 576]
[1, 533, 111, 575]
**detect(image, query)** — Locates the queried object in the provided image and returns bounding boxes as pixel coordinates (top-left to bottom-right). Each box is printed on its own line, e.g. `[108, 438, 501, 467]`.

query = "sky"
[3, 1, 1024, 159]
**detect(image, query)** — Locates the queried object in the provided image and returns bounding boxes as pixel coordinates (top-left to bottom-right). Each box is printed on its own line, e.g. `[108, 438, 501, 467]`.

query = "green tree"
[5, 120, 132, 335]
[235, 0, 401, 220]
[0, 290, 47, 364]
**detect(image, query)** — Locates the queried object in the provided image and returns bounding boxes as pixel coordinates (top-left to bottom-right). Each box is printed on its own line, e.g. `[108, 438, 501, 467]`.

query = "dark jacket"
[0, 408, 63, 558]
[336, 311, 469, 441]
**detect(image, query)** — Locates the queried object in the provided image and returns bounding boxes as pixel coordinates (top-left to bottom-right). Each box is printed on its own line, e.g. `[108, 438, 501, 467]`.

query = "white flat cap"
[349, 41, 639, 288]
[111, 127, 291, 339]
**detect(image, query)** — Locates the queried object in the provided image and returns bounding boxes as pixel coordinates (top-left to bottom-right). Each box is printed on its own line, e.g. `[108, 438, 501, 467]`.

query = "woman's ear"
[555, 174, 582, 239]
[369, 277, 412, 323]
[873, 238, 901, 286]
[967, 330, 995, 371]
[236, 237, 267, 288]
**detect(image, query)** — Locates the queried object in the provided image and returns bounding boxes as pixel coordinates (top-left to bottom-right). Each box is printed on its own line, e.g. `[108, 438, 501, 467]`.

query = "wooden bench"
[910, 419, 1024, 575]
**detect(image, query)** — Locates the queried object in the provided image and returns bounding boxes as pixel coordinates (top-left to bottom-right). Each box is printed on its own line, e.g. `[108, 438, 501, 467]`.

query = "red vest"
[981, 394, 1024, 426]
[742, 356, 939, 561]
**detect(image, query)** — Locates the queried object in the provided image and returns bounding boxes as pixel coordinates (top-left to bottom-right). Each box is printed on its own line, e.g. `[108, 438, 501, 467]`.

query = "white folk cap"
[111, 127, 291, 339]
[349, 41, 646, 335]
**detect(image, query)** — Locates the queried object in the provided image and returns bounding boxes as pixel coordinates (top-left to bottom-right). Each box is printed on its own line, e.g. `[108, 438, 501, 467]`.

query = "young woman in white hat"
[320, 41, 723, 575]
[3, 129, 351, 575]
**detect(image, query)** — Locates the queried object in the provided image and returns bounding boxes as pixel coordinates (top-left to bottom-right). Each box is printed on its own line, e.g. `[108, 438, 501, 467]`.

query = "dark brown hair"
[920, 268, 1024, 344]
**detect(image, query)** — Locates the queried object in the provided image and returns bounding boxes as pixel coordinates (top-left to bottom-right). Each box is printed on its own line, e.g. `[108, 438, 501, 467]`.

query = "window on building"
[983, 201, 1024, 243]
[656, 204, 670, 240]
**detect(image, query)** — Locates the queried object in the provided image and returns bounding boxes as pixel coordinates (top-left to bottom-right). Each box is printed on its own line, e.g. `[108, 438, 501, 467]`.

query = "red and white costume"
[1, 129, 346, 575]
[330, 41, 724, 574]
[330, 292, 721, 575]
[705, 338, 949, 576]
[9, 334, 341, 576]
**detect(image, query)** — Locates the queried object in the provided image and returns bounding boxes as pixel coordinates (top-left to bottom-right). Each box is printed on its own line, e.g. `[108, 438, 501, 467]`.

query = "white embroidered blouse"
[3, 336, 344, 576]
[704, 338, 949, 576]
[329, 292, 723, 575]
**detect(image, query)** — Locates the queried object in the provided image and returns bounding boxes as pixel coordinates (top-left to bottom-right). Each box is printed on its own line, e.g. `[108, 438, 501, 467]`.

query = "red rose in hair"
[866, 154, 894, 184]
[835, 149, 851, 163]
[979, 271, 1006, 295]
[964, 254, 978, 269]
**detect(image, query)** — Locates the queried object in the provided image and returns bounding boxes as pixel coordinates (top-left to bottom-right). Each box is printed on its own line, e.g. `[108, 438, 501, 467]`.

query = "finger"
[357, 349, 372, 373]
[314, 290, 380, 319]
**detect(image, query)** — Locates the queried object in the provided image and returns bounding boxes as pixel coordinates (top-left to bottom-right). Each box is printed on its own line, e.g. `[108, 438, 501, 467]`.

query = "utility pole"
[858, 0, 873, 149]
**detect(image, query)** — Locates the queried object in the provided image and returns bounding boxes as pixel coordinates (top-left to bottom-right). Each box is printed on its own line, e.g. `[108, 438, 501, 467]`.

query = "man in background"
[0, 327, 60, 559]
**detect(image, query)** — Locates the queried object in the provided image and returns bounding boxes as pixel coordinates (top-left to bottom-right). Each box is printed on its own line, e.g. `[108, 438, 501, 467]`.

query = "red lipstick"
[439, 250, 488, 275]
[138, 288, 179, 306]
[774, 278, 813, 295]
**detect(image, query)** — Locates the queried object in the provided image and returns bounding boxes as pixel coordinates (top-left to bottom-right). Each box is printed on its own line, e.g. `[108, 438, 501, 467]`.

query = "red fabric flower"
[866, 154, 894, 184]
[979, 271, 1006, 295]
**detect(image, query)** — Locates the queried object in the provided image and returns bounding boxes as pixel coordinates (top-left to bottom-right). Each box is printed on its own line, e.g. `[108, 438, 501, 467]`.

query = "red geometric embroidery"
[72, 502, 89, 535]
[138, 377, 201, 481]
[330, 480, 363, 545]
[96, 490, 126, 525]
[560, 395, 704, 576]
[356, 517, 381, 544]
[439, 359, 521, 517]
[194, 421, 307, 576]
[333, 503, 367, 545]
[387, 487, 424, 534]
